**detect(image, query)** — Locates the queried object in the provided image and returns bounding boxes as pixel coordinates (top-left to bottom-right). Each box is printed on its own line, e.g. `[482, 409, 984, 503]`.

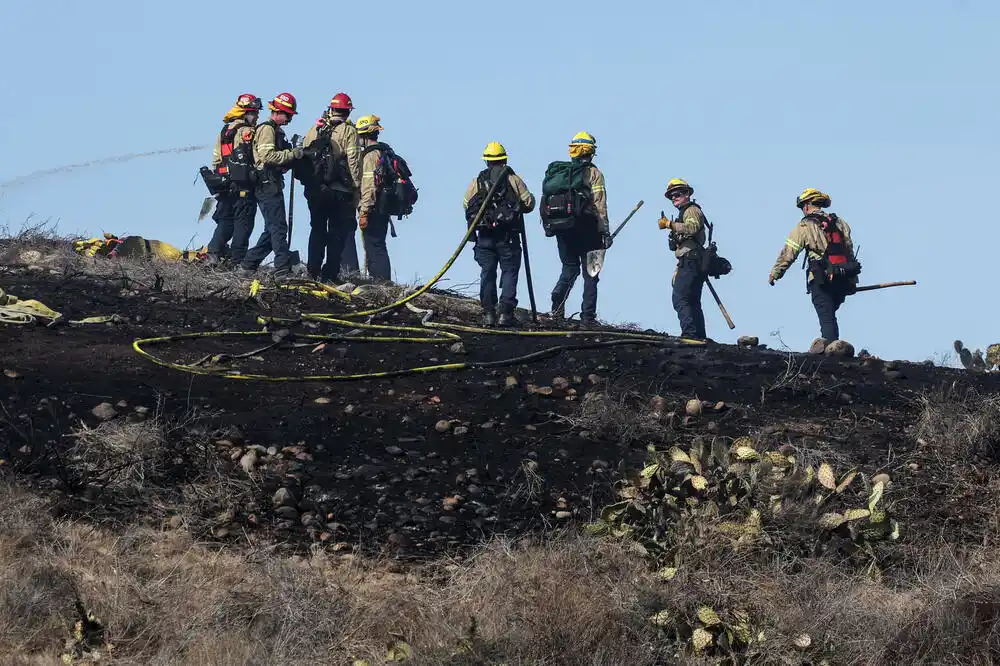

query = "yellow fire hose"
[132, 176, 705, 381]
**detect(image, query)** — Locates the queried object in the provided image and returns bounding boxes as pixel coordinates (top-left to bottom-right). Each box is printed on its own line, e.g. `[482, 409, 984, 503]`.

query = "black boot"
[483, 309, 497, 327]
[498, 312, 520, 328]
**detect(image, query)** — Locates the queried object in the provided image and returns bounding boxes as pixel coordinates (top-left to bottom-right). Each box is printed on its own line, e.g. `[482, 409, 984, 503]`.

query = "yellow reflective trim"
[784, 238, 802, 251]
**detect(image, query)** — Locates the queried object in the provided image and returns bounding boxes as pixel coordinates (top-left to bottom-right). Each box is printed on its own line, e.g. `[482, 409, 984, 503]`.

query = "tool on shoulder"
[585, 199, 644, 277]
[854, 280, 916, 293]
[288, 134, 300, 265]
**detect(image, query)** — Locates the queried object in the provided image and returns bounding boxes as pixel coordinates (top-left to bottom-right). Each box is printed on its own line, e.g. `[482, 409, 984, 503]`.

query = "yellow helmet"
[796, 188, 831, 209]
[664, 178, 693, 198]
[356, 114, 384, 135]
[482, 141, 508, 162]
[569, 131, 596, 147]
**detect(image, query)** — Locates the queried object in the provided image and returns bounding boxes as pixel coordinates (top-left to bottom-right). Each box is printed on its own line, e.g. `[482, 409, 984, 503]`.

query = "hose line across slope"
[133, 176, 705, 381]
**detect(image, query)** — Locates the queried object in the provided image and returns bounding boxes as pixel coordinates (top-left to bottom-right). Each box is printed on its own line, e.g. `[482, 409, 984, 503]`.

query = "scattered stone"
[275, 506, 299, 521]
[230, 448, 244, 461]
[388, 532, 414, 549]
[908, 463, 920, 471]
[591, 459, 609, 471]
[825, 340, 855, 357]
[239, 449, 259, 474]
[650, 395, 668, 415]
[587, 374, 605, 386]
[737, 336, 760, 348]
[314, 396, 332, 404]
[480, 420, 495, 430]
[442, 496, 462, 512]
[166, 515, 183, 530]
[343, 404, 356, 415]
[91, 402, 118, 421]
[439, 516, 457, 525]
[872, 473, 892, 487]
[712, 401, 727, 411]
[467, 485, 482, 496]
[449, 342, 467, 355]
[809, 337, 830, 355]
[435, 419, 452, 433]
[385, 445, 404, 456]
[115, 400, 129, 409]
[685, 399, 703, 417]
[552, 376, 570, 390]
[885, 370, 906, 381]
[526, 384, 554, 396]
[3, 369, 20, 379]
[505, 375, 519, 390]
[555, 511, 572, 520]
[272, 487, 297, 508]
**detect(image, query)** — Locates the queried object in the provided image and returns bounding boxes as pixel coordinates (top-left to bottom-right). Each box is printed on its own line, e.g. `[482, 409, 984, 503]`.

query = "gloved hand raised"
[602, 233, 613, 249]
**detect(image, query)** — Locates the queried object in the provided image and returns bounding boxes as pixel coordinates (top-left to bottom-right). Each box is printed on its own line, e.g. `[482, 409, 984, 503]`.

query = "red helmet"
[329, 92, 353, 110]
[236, 93, 262, 111]
[268, 92, 298, 115]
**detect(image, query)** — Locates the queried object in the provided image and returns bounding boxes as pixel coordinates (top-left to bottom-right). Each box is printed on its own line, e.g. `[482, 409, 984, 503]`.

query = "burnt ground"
[3, 263, 1000, 559]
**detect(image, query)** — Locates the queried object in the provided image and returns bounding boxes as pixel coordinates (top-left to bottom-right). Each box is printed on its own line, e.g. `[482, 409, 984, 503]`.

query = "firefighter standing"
[547, 131, 611, 327]
[301, 92, 361, 282]
[768, 188, 861, 343]
[462, 142, 536, 327]
[240, 93, 305, 278]
[207, 93, 261, 267]
[356, 114, 393, 281]
[663, 178, 708, 339]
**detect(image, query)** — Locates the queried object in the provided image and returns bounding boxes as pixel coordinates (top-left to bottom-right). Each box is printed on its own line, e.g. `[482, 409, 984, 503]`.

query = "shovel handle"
[705, 279, 735, 329]
[610, 200, 644, 239]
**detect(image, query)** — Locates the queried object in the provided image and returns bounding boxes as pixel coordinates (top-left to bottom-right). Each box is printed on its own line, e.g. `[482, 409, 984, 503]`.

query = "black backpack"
[465, 167, 523, 232]
[363, 142, 418, 218]
[226, 130, 256, 188]
[294, 120, 351, 191]
[539, 160, 594, 236]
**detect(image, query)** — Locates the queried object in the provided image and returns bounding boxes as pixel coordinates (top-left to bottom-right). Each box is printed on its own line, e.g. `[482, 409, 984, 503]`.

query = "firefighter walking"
[207, 93, 261, 267]
[543, 131, 611, 327]
[240, 93, 305, 278]
[462, 142, 536, 327]
[768, 188, 861, 344]
[300, 92, 361, 283]
[663, 178, 709, 340]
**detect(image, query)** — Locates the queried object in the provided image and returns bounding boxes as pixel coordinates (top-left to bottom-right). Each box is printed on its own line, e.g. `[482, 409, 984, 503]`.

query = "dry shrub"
[65, 419, 168, 493]
[914, 389, 1000, 461]
[564, 380, 674, 447]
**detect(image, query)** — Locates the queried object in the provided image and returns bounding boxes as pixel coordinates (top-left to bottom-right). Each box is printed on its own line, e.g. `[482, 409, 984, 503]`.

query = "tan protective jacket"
[211, 119, 253, 170]
[586, 163, 610, 234]
[302, 118, 362, 194]
[359, 145, 382, 215]
[253, 122, 298, 171]
[770, 214, 855, 283]
[670, 203, 708, 259]
[462, 171, 536, 213]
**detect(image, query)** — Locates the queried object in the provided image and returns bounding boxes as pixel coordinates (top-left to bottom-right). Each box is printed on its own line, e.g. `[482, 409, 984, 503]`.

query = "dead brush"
[560, 380, 677, 447]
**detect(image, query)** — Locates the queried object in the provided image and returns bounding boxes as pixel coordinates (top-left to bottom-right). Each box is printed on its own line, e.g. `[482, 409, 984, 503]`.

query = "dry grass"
[4, 475, 1000, 665]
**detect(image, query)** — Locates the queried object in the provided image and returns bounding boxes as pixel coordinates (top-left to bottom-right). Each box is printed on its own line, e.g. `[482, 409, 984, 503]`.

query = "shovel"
[197, 196, 216, 222]
[586, 200, 644, 278]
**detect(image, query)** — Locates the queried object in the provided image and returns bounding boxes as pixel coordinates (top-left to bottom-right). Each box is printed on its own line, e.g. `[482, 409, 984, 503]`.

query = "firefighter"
[240, 93, 305, 278]
[663, 178, 708, 339]
[207, 93, 261, 267]
[462, 142, 536, 327]
[546, 131, 611, 327]
[356, 114, 392, 281]
[301, 92, 361, 282]
[768, 188, 861, 345]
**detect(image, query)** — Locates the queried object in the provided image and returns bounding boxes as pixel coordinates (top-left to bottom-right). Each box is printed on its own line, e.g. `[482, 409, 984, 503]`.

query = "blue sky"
[1, 0, 996, 364]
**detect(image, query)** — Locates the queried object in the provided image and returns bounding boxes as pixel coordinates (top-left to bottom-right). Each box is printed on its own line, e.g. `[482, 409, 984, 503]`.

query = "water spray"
[0, 145, 210, 190]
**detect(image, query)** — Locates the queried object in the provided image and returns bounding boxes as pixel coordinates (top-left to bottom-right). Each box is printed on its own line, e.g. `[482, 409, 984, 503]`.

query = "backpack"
[539, 160, 593, 236]
[226, 127, 256, 188]
[803, 213, 861, 287]
[363, 142, 418, 218]
[465, 167, 523, 232]
[294, 120, 351, 192]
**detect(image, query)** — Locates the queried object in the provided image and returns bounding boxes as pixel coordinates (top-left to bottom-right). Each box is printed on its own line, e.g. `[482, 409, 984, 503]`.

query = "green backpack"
[540, 160, 593, 236]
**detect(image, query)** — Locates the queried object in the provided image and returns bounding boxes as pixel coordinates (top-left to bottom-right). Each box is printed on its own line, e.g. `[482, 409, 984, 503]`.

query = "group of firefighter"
[205, 92, 862, 346]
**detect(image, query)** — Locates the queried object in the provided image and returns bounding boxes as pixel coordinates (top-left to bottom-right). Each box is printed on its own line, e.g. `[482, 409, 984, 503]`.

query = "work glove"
[657, 212, 671, 230]
[768, 275, 776, 286]
[359, 215, 369, 230]
[292, 147, 304, 160]
[602, 233, 613, 249]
